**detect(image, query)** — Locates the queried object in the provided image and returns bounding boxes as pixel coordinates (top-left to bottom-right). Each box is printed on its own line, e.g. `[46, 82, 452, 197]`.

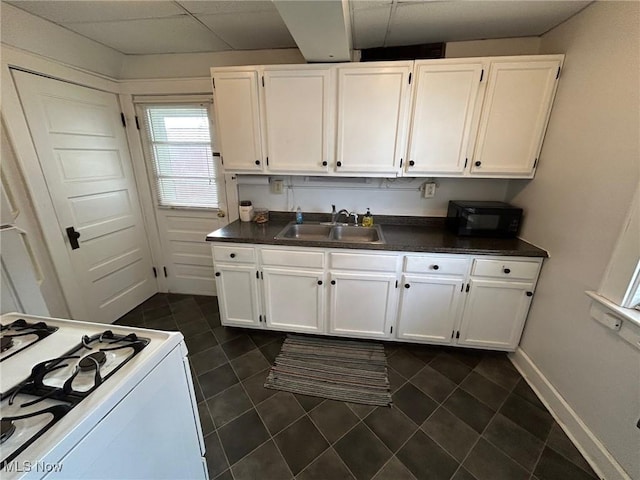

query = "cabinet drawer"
[472, 259, 540, 280]
[260, 249, 324, 268]
[404, 255, 469, 276]
[212, 245, 256, 264]
[330, 252, 398, 272]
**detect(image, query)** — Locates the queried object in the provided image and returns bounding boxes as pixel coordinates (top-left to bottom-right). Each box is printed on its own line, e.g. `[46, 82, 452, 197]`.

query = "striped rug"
[264, 334, 392, 406]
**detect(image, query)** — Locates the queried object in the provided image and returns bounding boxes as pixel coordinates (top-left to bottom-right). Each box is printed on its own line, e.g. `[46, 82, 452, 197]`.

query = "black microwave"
[446, 201, 523, 237]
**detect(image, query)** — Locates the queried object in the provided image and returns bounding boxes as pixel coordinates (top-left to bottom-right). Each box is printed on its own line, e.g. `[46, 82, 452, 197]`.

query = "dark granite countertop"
[206, 212, 548, 258]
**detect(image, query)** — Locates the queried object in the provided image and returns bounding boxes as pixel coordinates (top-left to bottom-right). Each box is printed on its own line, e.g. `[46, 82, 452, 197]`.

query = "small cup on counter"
[253, 208, 269, 224]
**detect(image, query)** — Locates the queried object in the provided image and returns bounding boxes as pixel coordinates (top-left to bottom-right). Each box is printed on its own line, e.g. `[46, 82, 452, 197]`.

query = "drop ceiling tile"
[197, 11, 296, 50]
[386, 1, 590, 46]
[64, 16, 231, 54]
[352, 5, 392, 49]
[351, 0, 392, 11]
[7, 0, 182, 23]
[178, 0, 276, 15]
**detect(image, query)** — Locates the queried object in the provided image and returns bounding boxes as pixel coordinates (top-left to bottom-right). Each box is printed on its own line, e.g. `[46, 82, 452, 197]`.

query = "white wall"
[119, 48, 305, 79]
[238, 176, 510, 217]
[506, 2, 640, 477]
[0, 2, 124, 78]
[446, 36, 541, 58]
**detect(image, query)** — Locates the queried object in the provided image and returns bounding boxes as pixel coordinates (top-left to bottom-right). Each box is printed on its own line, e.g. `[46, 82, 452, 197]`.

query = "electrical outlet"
[423, 182, 436, 198]
[271, 179, 284, 194]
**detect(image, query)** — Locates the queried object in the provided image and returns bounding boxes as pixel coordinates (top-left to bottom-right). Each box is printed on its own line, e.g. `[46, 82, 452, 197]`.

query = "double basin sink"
[275, 222, 386, 245]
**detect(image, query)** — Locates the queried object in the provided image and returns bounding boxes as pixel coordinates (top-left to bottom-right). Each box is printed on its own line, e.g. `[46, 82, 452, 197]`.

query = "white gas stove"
[0, 313, 208, 479]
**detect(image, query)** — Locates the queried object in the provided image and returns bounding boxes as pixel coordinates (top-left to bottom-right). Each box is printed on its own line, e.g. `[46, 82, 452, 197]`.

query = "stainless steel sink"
[274, 222, 385, 244]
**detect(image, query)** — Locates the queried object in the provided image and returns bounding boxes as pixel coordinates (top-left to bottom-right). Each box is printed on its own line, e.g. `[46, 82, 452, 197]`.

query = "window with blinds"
[140, 104, 219, 208]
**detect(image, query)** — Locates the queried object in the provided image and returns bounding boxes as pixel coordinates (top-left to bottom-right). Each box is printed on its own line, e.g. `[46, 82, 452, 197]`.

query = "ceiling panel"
[385, 1, 590, 46]
[197, 11, 296, 50]
[6, 0, 182, 23]
[64, 16, 231, 54]
[352, 5, 392, 49]
[178, 0, 275, 15]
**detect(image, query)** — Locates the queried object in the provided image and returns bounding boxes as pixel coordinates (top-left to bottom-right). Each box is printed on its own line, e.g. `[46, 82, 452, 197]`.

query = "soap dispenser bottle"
[363, 208, 374, 227]
[296, 206, 303, 224]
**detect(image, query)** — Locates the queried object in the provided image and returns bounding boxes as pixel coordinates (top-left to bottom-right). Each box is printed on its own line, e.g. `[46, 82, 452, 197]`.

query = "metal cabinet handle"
[66, 226, 81, 250]
[336, 161, 342, 167]
[215, 272, 220, 277]
[409, 160, 415, 166]
[503, 268, 511, 274]
[317, 280, 323, 285]
[404, 283, 410, 289]
[255, 160, 261, 165]
[475, 161, 481, 167]
[432, 265, 439, 270]
[322, 161, 328, 166]
[230, 253, 236, 258]
[331, 280, 336, 285]
[526, 291, 533, 297]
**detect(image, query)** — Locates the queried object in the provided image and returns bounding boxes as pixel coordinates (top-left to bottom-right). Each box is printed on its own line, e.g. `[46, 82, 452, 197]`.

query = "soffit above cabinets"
[6, 0, 591, 58]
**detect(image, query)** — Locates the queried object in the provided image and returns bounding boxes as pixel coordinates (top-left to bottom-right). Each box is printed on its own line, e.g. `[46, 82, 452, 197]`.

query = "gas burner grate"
[0, 319, 58, 362]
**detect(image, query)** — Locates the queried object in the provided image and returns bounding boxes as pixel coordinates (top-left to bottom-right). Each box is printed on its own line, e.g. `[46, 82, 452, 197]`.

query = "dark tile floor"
[116, 293, 599, 480]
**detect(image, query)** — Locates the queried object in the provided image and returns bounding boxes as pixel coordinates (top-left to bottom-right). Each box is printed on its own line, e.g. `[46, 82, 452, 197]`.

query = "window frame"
[134, 96, 224, 211]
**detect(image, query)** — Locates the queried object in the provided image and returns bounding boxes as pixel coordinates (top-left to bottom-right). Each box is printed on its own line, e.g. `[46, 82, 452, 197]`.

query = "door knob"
[66, 226, 81, 250]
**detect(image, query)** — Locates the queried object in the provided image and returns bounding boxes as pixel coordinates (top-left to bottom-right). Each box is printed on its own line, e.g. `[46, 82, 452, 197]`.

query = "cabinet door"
[263, 69, 331, 173]
[406, 63, 483, 175]
[328, 271, 398, 339]
[262, 267, 324, 333]
[212, 71, 263, 172]
[396, 275, 465, 344]
[457, 279, 534, 350]
[336, 64, 412, 175]
[471, 60, 561, 176]
[215, 264, 261, 327]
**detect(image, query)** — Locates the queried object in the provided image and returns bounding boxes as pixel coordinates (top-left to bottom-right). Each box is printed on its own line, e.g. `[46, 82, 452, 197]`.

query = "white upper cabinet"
[211, 70, 264, 172]
[262, 68, 332, 174]
[335, 63, 412, 175]
[405, 61, 484, 176]
[470, 59, 562, 177]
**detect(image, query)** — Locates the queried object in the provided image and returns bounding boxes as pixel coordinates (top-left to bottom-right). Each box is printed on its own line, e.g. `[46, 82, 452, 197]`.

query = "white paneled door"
[14, 71, 156, 323]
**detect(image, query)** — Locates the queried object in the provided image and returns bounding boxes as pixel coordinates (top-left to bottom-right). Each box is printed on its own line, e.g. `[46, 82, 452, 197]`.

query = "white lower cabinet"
[262, 267, 324, 333]
[328, 271, 397, 339]
[214, 263, 261, 328]
[396, 274, 465, 344]
[211, 243, 542, 351]
[457, 279, 534, 349]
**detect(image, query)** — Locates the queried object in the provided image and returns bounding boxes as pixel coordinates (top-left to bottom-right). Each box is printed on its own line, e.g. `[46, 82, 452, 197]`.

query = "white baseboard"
[509, 348, 631, 480]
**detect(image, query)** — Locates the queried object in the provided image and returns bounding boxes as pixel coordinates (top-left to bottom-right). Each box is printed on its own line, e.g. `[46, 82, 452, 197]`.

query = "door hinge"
[259, 315, 262, 323]
[456, 331, 460, 339]
[556, 67, 561, 79]
[260, 271, 263, 280]
[395, 280, 398, 288]
[408, 72, 412, 84]
[399, 158, 403, 168]
[533, 158, 538, 169]
[212, 78, 215, 89]
[152, 267, 157, 278]
[163, 266, 168, 277]
[262, 76, 265, 87]
[135, 116, 140, 130]
[451, 330, 455, 338]
[480, 69, 484, 82]
[460, 283, 464, 292]
[464, 158, 468, 168]
[256, 271, 260, 279]
[390, 326, 393, 334]
[465, 283, 470, 293]
[266, 156, 269, 166]
[120, 112, 126, 128]
[220, 155, 224, 166]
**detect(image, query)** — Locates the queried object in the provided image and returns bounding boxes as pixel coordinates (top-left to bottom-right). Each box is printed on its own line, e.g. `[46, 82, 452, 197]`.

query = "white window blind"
[141, 104, 219, 208]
